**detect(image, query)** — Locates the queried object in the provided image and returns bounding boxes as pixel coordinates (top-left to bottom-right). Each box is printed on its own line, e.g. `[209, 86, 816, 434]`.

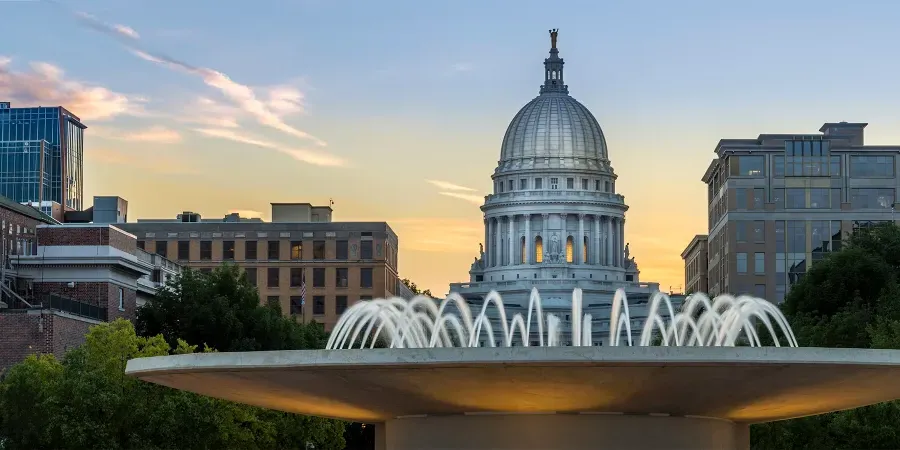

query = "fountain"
[125, 288, 900, 450]
[327, 288, 798, 349]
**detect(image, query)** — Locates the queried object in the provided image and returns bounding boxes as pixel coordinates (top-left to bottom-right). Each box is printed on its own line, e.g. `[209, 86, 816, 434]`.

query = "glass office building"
[0, 103, 86, 210]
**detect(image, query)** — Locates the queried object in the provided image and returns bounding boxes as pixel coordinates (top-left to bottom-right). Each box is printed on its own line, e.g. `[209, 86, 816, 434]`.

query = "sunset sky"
[5, 0, 900, 295]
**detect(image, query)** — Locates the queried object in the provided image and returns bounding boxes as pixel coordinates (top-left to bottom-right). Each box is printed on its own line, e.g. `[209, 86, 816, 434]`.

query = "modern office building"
[117, 203, 400, 330]
[702, 122, 900, 302]
[681, 235, 708, 295]
[0, 102, 86, 217]
[448, 31, 683, 346]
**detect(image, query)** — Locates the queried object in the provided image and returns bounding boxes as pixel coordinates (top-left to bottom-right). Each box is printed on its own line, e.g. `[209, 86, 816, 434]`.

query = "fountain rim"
[126, 346, 900, 377]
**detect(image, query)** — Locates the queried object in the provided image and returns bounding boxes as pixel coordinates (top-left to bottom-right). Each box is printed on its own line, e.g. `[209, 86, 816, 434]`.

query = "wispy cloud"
[228, 209, 265, 219]
[439, 192, 484, 205]
[426, 179, 476, 192]
[194, 128, 345, 167]
[451, 62, 474, 73]
[87, 147, 195, 175]
[113, 24, 139, 39]
[0, 57, 139, 121]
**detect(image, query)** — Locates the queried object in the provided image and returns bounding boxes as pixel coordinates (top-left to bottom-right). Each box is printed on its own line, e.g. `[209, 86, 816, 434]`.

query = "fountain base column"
[383, 414, 748, 450]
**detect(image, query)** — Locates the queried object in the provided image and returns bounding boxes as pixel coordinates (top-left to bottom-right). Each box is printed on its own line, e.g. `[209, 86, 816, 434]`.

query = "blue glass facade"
[0, 140, 53, 204]
[0, 105, 85, 210]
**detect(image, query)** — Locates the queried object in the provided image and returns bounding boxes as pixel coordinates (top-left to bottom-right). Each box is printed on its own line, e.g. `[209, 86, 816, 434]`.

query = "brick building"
[0, 201, 181, 370]
[117, 202, 400, 330]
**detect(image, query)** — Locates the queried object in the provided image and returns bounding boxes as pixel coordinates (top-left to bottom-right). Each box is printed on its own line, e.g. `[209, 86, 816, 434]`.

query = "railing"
[44, 294, 107, 321]
[451, 279, 656, 290]
[484, 190, 626, 204]
[136, 248, 182, 273]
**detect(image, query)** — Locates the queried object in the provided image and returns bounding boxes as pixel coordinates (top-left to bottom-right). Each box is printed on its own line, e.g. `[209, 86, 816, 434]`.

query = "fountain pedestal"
[379, 414, 749, 450]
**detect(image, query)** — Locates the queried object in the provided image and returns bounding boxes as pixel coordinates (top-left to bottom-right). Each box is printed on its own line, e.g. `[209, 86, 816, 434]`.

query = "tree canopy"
[0, 320, 345, 450]
[751, 223, 900, 449]
[136, 264, 328, 352]
[401, 278, 432, 298]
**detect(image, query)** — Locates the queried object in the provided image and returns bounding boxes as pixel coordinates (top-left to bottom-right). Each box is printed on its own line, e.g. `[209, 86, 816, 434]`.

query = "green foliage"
[0, 320, 344, 450]
[136, 264, 327, 352]
[750, 223, 900, 449]
[401, 277, 432, 298]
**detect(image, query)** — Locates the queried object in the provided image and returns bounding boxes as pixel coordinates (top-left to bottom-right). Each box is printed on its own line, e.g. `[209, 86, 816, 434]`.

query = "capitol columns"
[606, 218, 614, 267]
[524, 214, 531, 264]
[593, 215, 600, 265]
[541, 213, 549, 262]
[508, 214, 516, 266]
[487, 218, 494, 267]
[495, 217, 503, 266]
[577, 214, 585, 264]
[619, 218, 626, 267]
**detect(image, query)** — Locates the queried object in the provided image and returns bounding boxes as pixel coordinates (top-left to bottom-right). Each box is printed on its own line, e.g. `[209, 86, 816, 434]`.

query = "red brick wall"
[37, 226, 137, 255]
[0, 311, 95, 372]
[0, 205, 45, 256]
[32, 281, 137, 321]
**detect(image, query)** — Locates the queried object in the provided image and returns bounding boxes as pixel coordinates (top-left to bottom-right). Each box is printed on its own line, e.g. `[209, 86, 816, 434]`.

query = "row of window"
[267, 294, 372, 316]
[495, 176, 614, 194]
[735, 187, 895, 210]
[730, 154, 896, 178]
[139, 239, 375, 261]
[242, 267, 375, 289]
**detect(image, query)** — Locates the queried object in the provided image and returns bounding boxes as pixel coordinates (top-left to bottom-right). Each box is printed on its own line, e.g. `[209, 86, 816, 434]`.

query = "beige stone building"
[117, 203, 399, 330]
[680, 235, 708, 295]
[702, 122, 900, 302]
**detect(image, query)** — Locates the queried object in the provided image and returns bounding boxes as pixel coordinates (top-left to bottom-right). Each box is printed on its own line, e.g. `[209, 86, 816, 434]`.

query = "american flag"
[299, 271, 307, 307]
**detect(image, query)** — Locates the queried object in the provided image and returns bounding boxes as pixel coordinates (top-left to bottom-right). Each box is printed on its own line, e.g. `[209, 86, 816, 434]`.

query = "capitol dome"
[495, 32, 611, 174]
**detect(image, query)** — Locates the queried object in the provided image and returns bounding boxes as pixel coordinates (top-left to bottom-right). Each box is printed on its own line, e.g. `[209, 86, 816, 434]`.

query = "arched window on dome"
[583, 236, 589, 263]
[565, 236, 574, 263]
[535, 236, 543, 263]
[521, 236, 527, 264]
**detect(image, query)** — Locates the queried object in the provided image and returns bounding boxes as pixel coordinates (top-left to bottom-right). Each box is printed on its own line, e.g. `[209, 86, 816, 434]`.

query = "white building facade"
[448, 30, 682, 346]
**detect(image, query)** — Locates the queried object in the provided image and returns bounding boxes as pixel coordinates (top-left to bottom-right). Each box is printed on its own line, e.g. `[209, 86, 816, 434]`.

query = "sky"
[5, 0, 900, 295]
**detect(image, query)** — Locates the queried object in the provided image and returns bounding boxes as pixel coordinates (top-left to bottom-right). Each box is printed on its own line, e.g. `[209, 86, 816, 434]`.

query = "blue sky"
[4, 0, 900, 294]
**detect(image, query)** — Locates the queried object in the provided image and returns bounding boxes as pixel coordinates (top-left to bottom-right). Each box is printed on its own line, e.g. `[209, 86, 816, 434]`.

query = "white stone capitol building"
[448, 30, 682, 346]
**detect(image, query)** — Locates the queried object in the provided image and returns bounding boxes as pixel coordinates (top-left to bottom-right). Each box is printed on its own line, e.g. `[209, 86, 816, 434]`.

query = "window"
[550, 178, 558, 189]
[786, 188, 805, 208]
[753, 221, 765, 242]
[735, 221, 747, 242]
[754, 252, 765, 274]
[177, 241, 190, 260]
[245, 241, 257, 260]
[290, 241, 302, 260]
[752, 188, 764, 209]
[583, 236, 588, 263]
[223, 241, 235, 260]
[117, 287, 124, 311]
[268, 241, 280, 260]
[199, 268, 212, 275]
[772, 188, 784, 206]
[581, 179, 589, 190]
[565, 236, 574, 263]
[360, 241, 373, 259]
[290, 268, 303, 287]
[736, 253, 748, 274]
[735, 188, 747, 210]
[595, 180, 601, 191]
[360, 268, 373, 288]
[313, 296, 326, 315]
[336, 240, 348, 259]
[754, 284, 766, 298]
[313, 241, 326, 259]
[831, 188, 842, 209]
[313, 268, 326, 287]
[535, 236, 543, 263]
[567, 178, 574, 189]
[290, 296, 303, 315]
[851, 188, 895, 209]
[731, 156, 765, 177]
[508, 179, 514, 191]
[809, 188, 829, 209]
[520, 179, 528, 190]
[200, 241, 212, 260]
[154, 241, 167, 258]
[267, 268, 279, 287]
[336, 268, 349, 288]
[335, 295, 348, 314]
[534, 178, 543, 189]
[267, 296, 280, 308]
[245, 268, 257, 287]
[850, 155, 894, 178]
[137, 240, 145, 250]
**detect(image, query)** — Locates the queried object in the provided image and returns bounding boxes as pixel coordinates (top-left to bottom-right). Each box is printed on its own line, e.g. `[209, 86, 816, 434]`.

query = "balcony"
[484, 190, 626, 205]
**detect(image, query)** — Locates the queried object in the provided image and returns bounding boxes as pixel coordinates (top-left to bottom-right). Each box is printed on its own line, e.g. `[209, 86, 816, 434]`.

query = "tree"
[750, 223, 900, 449]
[136, 264, 327, 352]
[401, 278, 432, 297]
[0, 320, 344, 450]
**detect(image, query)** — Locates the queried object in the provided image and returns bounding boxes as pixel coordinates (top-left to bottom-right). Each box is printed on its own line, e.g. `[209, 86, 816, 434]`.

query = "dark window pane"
[245, 268, 257, 287]
[178, 241, 190, 260]
[360, 241, 373, 259]
[245, 241, 257, 260]
[200, 241, 211, 260]
[360, 268, 373, 288]
[336, 240, 348, 260]
[313, 296, 325, 315]
[313, 268, 325, 287]
[268, 241, 280, 260]
[223, 240, 235, 260]
[336, 268, 349, 288]
[137, 240, 145, 250]
[313, 241, 326, 259]
[335, 296, 348, 314]
[155, 241, 167, 258]
[267, 268, 279, 287]
[290, 296, 303, 315]
[290, 268, 304, 287]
